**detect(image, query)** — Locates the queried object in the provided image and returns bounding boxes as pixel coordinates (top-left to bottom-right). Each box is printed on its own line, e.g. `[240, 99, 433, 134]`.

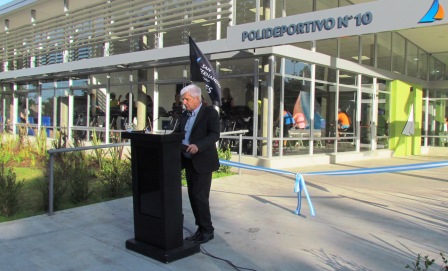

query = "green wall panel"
[389, 80, 422, 156]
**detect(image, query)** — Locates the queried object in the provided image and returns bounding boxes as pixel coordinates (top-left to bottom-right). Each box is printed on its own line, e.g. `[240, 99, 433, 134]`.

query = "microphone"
[146, 116, 160, 133]
[170, 119, 179, 133]
[164, 118, 179, 134]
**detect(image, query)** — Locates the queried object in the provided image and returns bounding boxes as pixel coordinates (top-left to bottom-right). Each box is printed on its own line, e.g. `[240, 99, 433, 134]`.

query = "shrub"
[0, 145, 12, 164]
[68, 162, 94, 204]
[0, 164, 24, 216]
[217, 148, 232, 174]
[37, 163, 68, 211]
[98, 157, 131, 199]
[406, 252, 447, 271]
[91, 131, 106, 169]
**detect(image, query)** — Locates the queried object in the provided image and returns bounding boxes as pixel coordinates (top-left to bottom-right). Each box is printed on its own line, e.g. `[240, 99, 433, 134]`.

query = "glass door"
[360, 87, 375, 151]
[154, 81, 189, 131]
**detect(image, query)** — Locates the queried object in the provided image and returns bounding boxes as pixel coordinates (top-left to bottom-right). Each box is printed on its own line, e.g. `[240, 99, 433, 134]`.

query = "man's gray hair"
[181, 84, 202, 101]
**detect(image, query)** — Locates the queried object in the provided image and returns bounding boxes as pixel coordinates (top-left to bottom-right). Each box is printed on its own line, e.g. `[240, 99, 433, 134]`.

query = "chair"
[42, 116, 51, 137]
[27, 117, 35, 136]
[440, 132, 448, 147]
[288, 128, 304, 148]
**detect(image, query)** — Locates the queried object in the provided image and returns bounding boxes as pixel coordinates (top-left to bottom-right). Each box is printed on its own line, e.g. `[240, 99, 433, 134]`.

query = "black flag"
[189, 36, 221, 106]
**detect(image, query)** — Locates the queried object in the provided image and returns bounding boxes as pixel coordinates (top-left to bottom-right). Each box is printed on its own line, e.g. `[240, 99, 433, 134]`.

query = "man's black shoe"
[185, 230, 201, 241]
[194, 232, 214, 244]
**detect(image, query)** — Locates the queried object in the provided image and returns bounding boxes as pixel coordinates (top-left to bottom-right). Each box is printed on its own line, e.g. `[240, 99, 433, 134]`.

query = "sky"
[0, 0, 14, 7]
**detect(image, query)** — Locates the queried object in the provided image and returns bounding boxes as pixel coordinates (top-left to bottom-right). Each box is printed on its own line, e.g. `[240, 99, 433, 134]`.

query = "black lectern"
[122, 131, 200, 263]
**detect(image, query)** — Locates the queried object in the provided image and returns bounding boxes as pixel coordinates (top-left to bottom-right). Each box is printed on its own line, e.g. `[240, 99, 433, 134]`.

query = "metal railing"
[46, 129, 249, 215]
[47, 142, 130, 216]
[219, 129, 248, 175]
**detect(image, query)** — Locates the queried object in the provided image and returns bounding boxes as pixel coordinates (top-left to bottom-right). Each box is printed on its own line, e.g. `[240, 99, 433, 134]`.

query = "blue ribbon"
[303, 161, 448, 176]
[219, 159, 315, 216]
[219, 159, 448, 218]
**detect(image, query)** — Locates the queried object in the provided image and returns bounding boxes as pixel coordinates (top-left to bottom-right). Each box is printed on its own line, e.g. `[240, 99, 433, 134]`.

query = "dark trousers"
[183, 158, 214, 234]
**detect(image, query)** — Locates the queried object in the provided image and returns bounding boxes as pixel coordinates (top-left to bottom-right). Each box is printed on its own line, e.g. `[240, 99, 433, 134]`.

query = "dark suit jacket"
[174, 105, 220, 174]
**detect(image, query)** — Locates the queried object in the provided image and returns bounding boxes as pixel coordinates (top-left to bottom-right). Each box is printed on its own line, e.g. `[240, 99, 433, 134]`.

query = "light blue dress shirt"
[182, 104, 202, 157]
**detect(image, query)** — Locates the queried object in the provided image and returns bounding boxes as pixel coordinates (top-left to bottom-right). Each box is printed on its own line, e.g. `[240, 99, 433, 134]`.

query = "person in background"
[221, 87, 234, 119]
[283, 110, 295, 135]
[173, 84, 220, 244]
[109, 93, 119, 108]
[444, 116, 448, 132]
[109, 93, 120, 129]
[118, 93, 136, 117]
[172, 92, 183, 120]
[276, 110, 295, 147]
[337, 108, 350, 130]
[294, 112, 306, 129]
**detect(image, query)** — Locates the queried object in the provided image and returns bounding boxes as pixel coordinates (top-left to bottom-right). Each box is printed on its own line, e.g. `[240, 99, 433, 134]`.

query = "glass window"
[110, 71, 131, 85]
[360, 34, 375, 66]
[1, 93, 13, 132]
[42, 89, 55, 136]
[283, 77, 303, 116]
[219, 58, 254, 76]
[292, 41, 312, 51]
[377, 91, 389, 149]
[377, 32, 392, 71]
[236, 0, 256, 24]
[17, 83, 28, 91]
[315, 65, 337, 83]
[339, 71, 357, 86]
[339, 36, 359, 64]
[284, 60, 312, 78]
[316, 38, 338, 58]
[315, 82, 333, 140]
[0, 94, 4, 132]
[157, 65, 187, 80]
[257, 75, 269, 156]
[109, 85, 129, 130]
[361, 75, 374, 86]
[316, 0, 338, 11]
[56, 79, 69, 88]
[72, 76, 89, 86]
[418, 49, 428, 81]
[338, 85, 357, 152]
[91, 74, 108, 85]
[406, 41, 419, 78]
[17, 92, 28, 123]
[392, 32, 405, 74]
[56, 88, 69, 128]
[275, 0, 312, 18]
[219, 77, 252, 109]
[73, 89, 89, 127]
[41, 80, 54, 90]
[428, 56, 436, 81]
[434, 59, 445, 81]
[27, 92, 39, 123]
[291, 80, 312, 133]
[439, 52, 448, 80]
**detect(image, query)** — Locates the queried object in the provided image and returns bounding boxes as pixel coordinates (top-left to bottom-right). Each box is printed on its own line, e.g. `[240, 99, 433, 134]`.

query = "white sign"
[227, 0, 448, 51]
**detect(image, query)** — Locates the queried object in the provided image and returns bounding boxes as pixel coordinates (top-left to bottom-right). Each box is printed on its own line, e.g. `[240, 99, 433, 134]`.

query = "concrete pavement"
[0, 155, 447, 271]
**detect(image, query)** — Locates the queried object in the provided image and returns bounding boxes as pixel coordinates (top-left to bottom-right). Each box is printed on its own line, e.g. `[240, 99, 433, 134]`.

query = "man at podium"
[174, 84, 220, 244]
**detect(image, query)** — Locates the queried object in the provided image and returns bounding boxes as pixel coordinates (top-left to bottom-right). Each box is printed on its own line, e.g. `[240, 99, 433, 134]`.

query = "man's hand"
[186, 144, 199, 154]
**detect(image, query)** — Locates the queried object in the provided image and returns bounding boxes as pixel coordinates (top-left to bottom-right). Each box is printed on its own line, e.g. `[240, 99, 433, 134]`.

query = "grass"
[1, 166, 234, 223]
[0, 167, 46, 222]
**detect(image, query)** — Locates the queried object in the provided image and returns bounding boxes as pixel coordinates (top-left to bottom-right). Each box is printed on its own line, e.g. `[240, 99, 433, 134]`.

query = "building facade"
[1, 0, 447, 166]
